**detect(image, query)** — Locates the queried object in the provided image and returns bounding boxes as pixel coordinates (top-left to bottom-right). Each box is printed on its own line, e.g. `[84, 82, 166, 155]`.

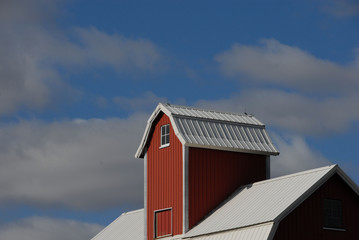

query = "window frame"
[154, 207, 173, 239]
[160, 124, 170, 148]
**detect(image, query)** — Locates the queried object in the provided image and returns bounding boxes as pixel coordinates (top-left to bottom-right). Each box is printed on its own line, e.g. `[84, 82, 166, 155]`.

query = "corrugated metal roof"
[186, 222, 274, 240]
[172, 117, 277, 154]
[135, 103, 279, 158]
[91, 209, 144, 240]
[163, 104, 264, 126]
[185, 165, 337, 238]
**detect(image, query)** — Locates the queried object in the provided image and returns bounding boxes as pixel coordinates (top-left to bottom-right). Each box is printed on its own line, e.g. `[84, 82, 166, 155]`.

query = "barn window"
[154, 208, 172, 238]
[324, 199, 343, 229]
[160, 124, 170, 147]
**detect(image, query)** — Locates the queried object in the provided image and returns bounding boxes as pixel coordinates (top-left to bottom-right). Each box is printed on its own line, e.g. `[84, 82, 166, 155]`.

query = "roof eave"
[184, 142, 279, 156]
[134, 105, 163, 158]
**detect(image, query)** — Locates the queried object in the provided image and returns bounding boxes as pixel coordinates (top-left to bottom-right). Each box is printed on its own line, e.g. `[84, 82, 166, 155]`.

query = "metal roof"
[91, 209, 144, 240]
[163, 104, 264, 125]
[91, 165, 359, 240]
[185, 222, 275, 240]
[184, 165, 339, 238]
[135, 103, 279, 158]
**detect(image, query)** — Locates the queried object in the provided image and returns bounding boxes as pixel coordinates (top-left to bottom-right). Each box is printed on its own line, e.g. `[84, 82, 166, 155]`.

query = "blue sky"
[0, 0, 358, 239]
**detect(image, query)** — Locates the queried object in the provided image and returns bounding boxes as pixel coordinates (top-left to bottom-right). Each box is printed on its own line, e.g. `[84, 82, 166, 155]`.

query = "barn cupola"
[135, 103, 279, 239]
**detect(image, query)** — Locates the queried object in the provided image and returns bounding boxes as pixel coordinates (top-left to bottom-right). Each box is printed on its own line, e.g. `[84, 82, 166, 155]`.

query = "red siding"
[274, 174, 359, 240]
[188, 147, 266, 229]
[147, 113, 183, 239]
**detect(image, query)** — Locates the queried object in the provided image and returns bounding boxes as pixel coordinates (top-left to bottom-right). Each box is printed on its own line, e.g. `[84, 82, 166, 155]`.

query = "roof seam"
[184, 221, 274, 239]
[171, 114, 265, 127]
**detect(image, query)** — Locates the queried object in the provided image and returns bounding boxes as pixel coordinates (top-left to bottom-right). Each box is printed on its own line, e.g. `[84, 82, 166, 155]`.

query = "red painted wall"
[188, 147, 266, 229]
[274, 174, 359, 240]
[147, 113, 183, 239]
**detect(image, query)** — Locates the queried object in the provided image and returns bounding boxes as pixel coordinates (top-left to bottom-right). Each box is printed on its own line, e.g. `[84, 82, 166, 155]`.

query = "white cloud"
[270, 135, 331, 178]
[72, 27, 164, 73]
[215, 39, 359, 93]
[0, 0, 164, 116]
[113, 92, 187, 112]
[195, 89, 359, 136]
[0, 217, 103, 240]
[113, 92, 169, 112]
[0, 114, 149, 210]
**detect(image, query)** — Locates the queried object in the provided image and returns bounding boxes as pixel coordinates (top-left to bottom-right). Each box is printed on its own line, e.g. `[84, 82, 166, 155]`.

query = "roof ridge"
[160, 102, 253, 118]
[246, 164, 337, 188]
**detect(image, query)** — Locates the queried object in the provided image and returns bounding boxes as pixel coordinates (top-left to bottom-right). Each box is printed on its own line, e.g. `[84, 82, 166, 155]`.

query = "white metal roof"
[135, 103, 279, 158]
[186, 222, 275, 240]
[91, 165, 359, 240]
[184, 165, 343, 238]
[91, 209, 144, 240]
[163, 104, 264, 125]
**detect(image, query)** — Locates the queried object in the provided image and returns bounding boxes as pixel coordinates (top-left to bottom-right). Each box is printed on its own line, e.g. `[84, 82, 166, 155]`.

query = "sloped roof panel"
[163, 104, 264, 125]
[91, 209, 143, 240]
[185, 165, 337, 238]
[186, 222, 274, 240]
[172, 117, 278, 154]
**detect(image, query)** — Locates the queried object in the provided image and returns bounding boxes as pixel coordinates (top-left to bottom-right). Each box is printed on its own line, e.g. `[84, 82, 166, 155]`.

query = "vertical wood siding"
[274, 174, 359, 240]
[188, 147, 266, 229]
[147, 113, 183, 239]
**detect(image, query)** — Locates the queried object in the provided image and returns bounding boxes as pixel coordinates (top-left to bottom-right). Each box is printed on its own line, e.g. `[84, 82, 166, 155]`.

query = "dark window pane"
[162, 136, 165, 145]
[166, 135, 170, 144]
[324, 199, 342, 228]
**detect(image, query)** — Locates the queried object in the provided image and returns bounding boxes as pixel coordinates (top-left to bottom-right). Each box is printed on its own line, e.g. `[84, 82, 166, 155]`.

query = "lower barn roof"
[91, 209, 144, 240]
[184, 165, 338, 238]
[90, 165, 359, 240]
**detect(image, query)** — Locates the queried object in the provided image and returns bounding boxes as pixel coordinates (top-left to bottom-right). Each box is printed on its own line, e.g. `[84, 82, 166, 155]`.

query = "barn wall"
[147, 113, 183, 239]
[274, 174, 359, 240]
[188, 147, 267, 229]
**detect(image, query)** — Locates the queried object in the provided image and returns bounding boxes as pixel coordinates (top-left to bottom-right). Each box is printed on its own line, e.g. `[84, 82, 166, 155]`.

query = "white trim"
[183, 146, 189, 233]
[184, 142, 277, 156]
[323, 227, 346, 232]
[144, 152, 147, 240]
[274, 165, 337, 223]
[266, 156, 270, 179]
[159, 143, 170, 149]
[160, 124, 170, 147]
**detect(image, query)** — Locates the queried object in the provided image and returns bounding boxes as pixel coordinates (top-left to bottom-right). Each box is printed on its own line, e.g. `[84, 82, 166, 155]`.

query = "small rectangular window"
[324, 199, 342, 228]
[154, 208, 172, 238]
[160, 124, 170, 147]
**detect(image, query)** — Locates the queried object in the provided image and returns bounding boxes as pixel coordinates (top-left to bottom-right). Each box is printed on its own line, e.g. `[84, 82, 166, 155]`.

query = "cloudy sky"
[0, 0, 358, 239]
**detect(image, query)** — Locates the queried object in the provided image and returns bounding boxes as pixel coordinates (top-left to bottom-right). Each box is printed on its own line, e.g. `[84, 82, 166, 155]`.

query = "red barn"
[91, 103, 359, 240]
